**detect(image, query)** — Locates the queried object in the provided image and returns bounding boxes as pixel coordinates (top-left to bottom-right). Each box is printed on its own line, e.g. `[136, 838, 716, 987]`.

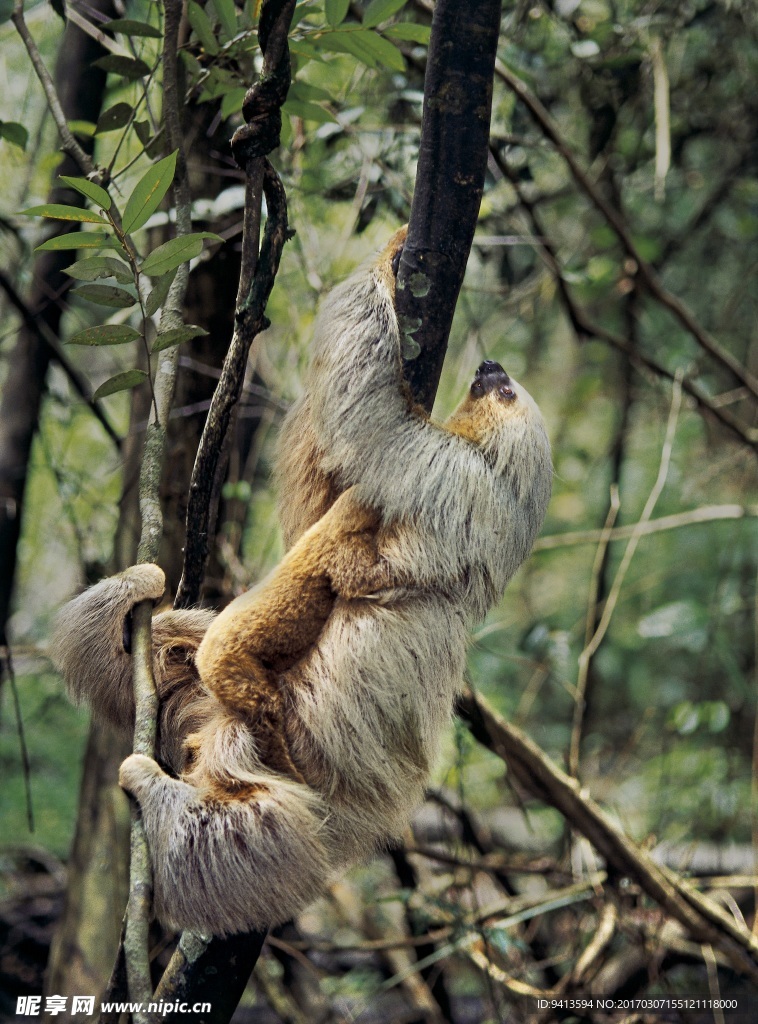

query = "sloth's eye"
[499, 384, 515, 400]
[471, 380, 484, 396]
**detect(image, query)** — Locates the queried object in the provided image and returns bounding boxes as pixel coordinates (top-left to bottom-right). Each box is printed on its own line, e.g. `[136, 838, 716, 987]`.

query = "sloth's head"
[445, 360, 545, 443]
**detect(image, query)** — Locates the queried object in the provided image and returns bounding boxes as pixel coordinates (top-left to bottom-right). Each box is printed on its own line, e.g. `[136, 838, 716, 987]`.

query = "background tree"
[2, 0, 757, 1021]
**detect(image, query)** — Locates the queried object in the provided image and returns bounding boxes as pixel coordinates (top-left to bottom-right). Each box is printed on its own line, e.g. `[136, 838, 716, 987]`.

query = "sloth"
[52, 227, 552, 937]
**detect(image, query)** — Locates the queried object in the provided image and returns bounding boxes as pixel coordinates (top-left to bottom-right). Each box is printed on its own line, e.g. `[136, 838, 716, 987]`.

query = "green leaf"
[351, 29, 405, 71]
[102, 17, 163, 38]
[35, 232, 110, 252]
[59, 176, 112, 210]
[67, 120, 96, 139]
[317, 29, 404, 70]
[317, 30, 376, 67]
[285, 99, 336, 124]
[94, 369, 148, 399]
[0, 121, 29, 151]
[210, 0, 237, 40]
[21, 204, 109, 225]
[95, 103, 134, 134]
[363, 0, 407, 28]
[220, 88, 247, 120]
[67, 324, 142, 346]
[325, 0, 350, 27]
[384, 21, 430, 43]
[140, 232, 221, 277]
[93, 55, 151, 80]
[122, 151, 178, 235]
[0, 0, 13, 23]
[289, 82, 333, 103]
[134, 121, 153, 147]
[145, 268, 178, 317]
[64, 256, 133, 284]
[187, 1, 219, 54]
[72, 284, 137, 308]
[290, 40, 327, 63]
[151, 324, 209, 352]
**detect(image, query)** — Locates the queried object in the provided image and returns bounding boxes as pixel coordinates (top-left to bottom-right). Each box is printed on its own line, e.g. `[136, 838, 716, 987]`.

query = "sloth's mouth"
[470, 360, 516, 402]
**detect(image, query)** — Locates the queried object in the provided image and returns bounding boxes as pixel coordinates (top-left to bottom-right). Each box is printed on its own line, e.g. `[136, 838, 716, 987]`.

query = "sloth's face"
[469, 361, 516, 404]
[443, 359, 545, 445]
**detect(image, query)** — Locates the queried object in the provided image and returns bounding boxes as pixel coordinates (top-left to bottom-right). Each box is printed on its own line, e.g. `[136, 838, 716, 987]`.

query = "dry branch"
[457, 687, 758, 985]
[533, 504, 758, 551]
[491, 147, 758, 452]
[491, 56, 758, 402]
[11, 0, 94, 173]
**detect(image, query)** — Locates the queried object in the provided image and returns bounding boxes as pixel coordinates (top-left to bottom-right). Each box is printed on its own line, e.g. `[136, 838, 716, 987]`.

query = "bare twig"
[175, 163, 290, 607]
[11, 0, 95, 174]
[492, 56, 758, 401]
[457, 688, 758, 985]
[176, 0, 296, 608]
[569, 486, 620, 778]
[533, 504, 758, 551]
[0, 269, 121, 449]
[490, 147, 758, 452]
[581, 376, 683, 669]
[0, 646, 34, 831]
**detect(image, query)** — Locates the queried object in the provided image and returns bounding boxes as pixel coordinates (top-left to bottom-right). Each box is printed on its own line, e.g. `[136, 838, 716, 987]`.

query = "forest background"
[0, 0, 757, 1021]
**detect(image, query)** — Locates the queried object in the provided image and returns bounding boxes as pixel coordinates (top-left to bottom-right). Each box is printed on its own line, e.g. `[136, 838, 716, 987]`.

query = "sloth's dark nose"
[476, 360, 510, 383]
[471, 360, 515, 401]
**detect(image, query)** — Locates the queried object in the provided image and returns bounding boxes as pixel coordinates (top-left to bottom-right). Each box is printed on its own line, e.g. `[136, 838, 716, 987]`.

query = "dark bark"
[152, 930, 267, 1024]
[397, 0, 503, 411]
[175, 163, 291, 609]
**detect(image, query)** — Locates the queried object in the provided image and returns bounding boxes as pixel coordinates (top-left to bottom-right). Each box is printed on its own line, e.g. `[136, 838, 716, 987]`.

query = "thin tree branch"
[0, 269, 121, 449]
[533, 503, 758, 551]
[11, 0, 95, 174]
[572, 379, 682, 778]
[121, 0, 196, 1010]
[457, 687, 758, 985]
[569, 485, 620, 778]
[490, 147, 758, 452]
[491, 56, 758, 401]
[175, 162, 290, 608]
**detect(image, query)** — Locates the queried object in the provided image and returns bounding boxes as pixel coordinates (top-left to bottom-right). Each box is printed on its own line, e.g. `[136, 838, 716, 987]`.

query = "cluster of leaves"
[22, 154, 215, 401]
[184, 0, 429, 126]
